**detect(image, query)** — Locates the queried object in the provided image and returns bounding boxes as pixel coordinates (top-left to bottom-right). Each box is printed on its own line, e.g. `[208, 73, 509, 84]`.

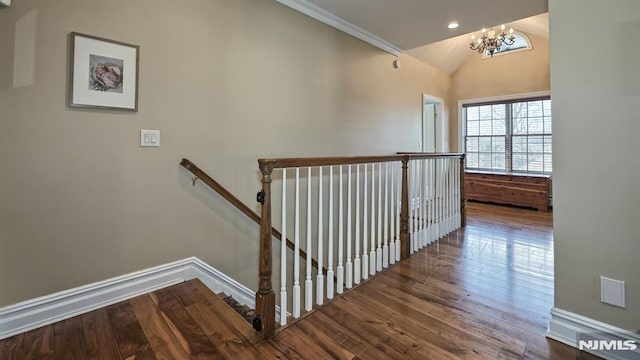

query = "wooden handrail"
[258, 153, 464, 170]
[398, 152, 465, 158]
[179, 158, 322, 273]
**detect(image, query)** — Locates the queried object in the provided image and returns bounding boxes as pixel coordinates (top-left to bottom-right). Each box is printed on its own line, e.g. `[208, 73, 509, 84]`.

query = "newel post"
[399, 156, 410, 259]
[256, 162, 275, 340]
[459, 154, 466, 227]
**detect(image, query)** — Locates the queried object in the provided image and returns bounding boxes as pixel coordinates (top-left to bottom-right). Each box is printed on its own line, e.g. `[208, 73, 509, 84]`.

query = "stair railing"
[256, 153, 465, 340]
[180, 158, 324, 272]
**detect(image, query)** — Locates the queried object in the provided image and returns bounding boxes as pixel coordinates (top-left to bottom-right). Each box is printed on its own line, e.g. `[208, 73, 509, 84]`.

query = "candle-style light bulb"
[509, 28, 514, 34]
[501, 24, 506, 31]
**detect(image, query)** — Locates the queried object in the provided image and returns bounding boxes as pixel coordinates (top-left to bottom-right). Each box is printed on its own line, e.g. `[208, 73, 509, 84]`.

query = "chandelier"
[469, 25, 515, 57]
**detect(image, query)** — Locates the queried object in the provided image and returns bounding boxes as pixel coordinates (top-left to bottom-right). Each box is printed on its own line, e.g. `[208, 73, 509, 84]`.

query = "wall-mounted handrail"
[179, 158, 323, 272]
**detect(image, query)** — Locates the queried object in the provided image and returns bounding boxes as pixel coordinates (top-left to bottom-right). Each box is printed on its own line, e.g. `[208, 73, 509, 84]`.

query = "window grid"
[464, 98, 551, 174]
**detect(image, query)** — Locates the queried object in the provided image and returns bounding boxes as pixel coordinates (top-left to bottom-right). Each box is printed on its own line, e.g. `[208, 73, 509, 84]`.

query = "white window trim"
[457, 91, 551, 153]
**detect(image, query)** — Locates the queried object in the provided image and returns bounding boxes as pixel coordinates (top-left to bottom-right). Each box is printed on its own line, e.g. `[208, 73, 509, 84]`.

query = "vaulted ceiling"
[408, 13, 549, 74]
[276, 0, 549, 74]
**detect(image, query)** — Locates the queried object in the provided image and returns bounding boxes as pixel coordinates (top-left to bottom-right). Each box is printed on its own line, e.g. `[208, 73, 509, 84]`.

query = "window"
[464, 97, 551, 174]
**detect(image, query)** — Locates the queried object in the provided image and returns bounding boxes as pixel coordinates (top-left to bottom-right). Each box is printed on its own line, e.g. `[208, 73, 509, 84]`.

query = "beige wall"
[550, 0, 640, 330]
[449, 34, 550, 151]
[0, 0, 451, 307]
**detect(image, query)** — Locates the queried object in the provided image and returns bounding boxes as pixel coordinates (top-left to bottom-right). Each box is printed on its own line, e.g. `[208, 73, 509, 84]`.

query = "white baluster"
[305, 167, 313, 312]
[440, 158, 447, 237]
[418, 159, 425, 249]
[448, 158, 453, 233]
[438, 158, 443, 238]
[435, 158, 440, 238]
[376, 163, 383, 272]
[431, 159, 437, 242]
[424, 159, 430, 244]
[456, 158, 461, 228]
[447, 158, 453, 234]
[389, 162, 396, 265]
[346, 165, 353, 289]
[428, 159, 434, 244]
[443, 158, 447, 237]
[326, 167, 334, 299]
[408, 161, 414, 254]
[418, 160, 424, 250]
[441, 159, 445, 235]
[423, 159, 428, 246]
[453, 158, 457, 231]
[337, 165, 344, 294]
[293, 168, 301, 318]
[415, 160, 421, 251]
[443, 159, 448, 234]
[452, 159, 457, 229]
[362, 164, 369, 280]
[280, 169, 287, 326]
[316, 167, 324, 305]
[414, 160, 420, 252]
[370, 163, 376, 276]
[418, 160, 423, 248]
[383, 162, 389, 268]
[395, 162, 401, 261]
[453, 158, 458, 230]
[354, 164, 361, 284]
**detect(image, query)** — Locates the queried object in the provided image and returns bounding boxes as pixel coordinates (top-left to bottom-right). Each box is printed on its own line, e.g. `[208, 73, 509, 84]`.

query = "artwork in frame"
[69, 32, 139, 111]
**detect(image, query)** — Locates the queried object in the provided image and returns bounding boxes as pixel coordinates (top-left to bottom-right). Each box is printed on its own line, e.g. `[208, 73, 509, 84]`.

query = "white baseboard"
[188, 258, 282, 321]
[547, 307, 640, 360]
[0, 257, 265, 340]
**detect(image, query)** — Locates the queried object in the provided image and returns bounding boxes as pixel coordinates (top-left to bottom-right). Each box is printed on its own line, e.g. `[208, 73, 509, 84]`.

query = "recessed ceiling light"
[448, 22, 459, 29]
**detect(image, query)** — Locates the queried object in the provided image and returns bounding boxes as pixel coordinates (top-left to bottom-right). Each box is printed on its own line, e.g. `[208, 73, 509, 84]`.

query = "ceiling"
[276, 0, 549, 73]
[407, 13, 549, 74]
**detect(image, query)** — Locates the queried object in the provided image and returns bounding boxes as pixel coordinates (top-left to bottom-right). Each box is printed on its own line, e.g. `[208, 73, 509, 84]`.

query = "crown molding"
[275, 0, 403, 56]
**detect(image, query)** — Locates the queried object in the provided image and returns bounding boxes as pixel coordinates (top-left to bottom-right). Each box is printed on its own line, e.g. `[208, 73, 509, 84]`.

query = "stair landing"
[0, 279, 284, 359]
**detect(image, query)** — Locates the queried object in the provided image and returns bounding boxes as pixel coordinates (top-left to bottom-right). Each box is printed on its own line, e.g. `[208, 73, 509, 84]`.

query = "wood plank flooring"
[0, 203, 601, 359]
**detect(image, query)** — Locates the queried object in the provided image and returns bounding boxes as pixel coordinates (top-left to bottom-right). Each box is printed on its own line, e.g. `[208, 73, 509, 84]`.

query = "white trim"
[547, 307, 640, 360]
[457, 90, 551, 153]
[188, 257, 255, 309]
[0, 257, 277, 340]
[274, 0, 402, 56]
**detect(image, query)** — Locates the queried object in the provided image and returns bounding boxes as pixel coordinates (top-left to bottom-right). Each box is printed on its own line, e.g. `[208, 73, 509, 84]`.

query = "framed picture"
[69, 32, 139, 111]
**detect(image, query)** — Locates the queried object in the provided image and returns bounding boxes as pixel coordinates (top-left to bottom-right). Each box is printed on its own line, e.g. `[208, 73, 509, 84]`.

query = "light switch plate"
[0, 0, 11, 7]
[140, 129, 160, 147]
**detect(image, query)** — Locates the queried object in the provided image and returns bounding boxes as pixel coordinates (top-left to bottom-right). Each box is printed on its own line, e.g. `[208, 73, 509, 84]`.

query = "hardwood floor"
[0, 203, 601, 359]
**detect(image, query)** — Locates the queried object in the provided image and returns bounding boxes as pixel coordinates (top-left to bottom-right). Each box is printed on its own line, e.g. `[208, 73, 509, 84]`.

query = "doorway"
[422, 94, 447, 152]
